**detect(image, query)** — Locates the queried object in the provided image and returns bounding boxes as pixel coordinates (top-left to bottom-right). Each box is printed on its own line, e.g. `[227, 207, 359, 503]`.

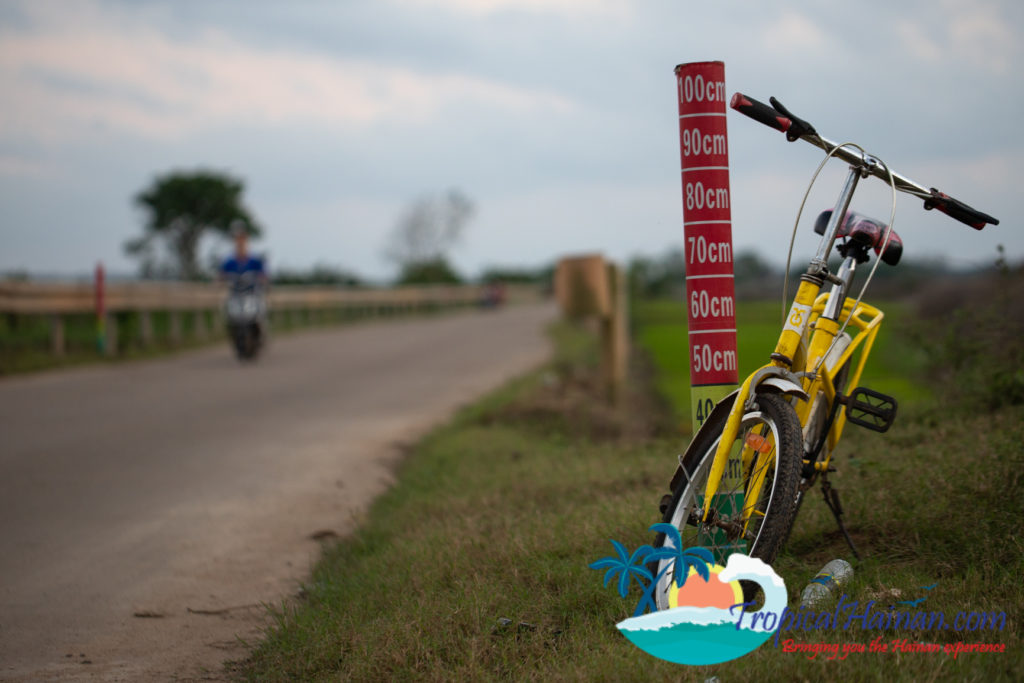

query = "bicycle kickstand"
[821, 474, 862, 561]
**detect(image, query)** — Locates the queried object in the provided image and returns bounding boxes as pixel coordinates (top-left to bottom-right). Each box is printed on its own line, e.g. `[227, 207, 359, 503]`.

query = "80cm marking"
[685, 182, 730, 211]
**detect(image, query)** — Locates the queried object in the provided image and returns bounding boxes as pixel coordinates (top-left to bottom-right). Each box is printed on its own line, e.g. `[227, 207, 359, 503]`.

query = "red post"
[675, 61, 739, 431]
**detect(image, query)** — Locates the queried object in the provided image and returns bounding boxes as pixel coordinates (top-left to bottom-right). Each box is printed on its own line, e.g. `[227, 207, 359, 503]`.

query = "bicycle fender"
[668, 390, 739, 493]
[757, 377, 809, 402]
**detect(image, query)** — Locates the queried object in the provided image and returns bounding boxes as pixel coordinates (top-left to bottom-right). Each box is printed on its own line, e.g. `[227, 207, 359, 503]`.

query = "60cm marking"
[690, 290, 734, 319]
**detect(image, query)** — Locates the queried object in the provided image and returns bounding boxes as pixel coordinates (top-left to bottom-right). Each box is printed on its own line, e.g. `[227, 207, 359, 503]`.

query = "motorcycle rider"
[220, 224, 269, 359]
[220, 224, 267, 285]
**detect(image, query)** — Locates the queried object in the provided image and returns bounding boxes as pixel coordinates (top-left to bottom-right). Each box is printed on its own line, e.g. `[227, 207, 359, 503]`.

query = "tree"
[271, 264, 363, 287]
[589, 525, 717, 617]
[641, 523, 715, 613]
[126, 170, 261, 280]
[589, 540, 655, 616]
[385, 189, 474, 285]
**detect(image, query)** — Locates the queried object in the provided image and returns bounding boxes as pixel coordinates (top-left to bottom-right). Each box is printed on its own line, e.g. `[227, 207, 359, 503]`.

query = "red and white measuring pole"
[675, 61, 738, 431]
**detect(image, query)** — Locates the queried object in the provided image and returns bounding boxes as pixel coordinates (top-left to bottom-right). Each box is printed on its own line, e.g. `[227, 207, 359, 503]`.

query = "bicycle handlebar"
[923, 190, 1000, 230]
[729, 92, 1000, 230]
[729, 93, 791, 135]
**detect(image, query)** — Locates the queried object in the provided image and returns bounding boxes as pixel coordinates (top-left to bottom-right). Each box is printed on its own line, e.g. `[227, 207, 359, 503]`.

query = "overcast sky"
[1, 0, 1021, 282]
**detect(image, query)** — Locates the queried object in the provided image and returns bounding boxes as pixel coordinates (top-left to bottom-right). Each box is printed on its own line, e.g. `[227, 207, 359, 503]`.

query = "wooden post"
[50, 314, 65, 356]
[555, 255, 627, 404]
[601, 263, 629, 404]
[554, 254, 610, 319]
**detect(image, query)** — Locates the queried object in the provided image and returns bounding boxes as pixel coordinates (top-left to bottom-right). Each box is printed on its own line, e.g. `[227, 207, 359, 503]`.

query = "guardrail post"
[193, 310, 208, 341]
[95, 262, 106, 354]
[169, 311, 182, 346]
[50, 314, 65, 356]
[139, 311, 154, 347]
[104, 313, 118, 356]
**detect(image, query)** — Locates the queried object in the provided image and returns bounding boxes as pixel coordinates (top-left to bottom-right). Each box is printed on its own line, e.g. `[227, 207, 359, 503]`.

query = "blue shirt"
[221, 255, 266, 278]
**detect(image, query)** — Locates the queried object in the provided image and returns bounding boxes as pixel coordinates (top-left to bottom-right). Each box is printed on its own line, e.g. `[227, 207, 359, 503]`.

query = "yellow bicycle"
[652, 93, 999, 610]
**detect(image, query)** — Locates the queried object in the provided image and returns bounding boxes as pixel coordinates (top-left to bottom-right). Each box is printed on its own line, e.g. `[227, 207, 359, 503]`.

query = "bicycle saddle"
[814, 210, 903, 266]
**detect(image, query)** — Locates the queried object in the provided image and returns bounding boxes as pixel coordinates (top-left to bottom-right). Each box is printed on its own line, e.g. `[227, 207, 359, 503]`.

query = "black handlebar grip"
[924, 189, 1000, 230]
[730, 92, 791, 134]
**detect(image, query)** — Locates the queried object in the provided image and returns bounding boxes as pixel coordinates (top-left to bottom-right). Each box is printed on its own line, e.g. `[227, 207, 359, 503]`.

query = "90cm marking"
[682, 127, 726, 157]
[679, 74, 727, 104]
[685, 182, 730, 211]
[693, 344, 737, 373]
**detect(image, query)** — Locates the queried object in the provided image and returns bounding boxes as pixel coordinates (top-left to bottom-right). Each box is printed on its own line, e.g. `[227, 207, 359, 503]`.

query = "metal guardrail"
[0, 280, 543, 357]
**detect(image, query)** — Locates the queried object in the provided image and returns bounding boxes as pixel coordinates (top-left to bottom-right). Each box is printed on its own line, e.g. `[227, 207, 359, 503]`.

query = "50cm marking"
[693, 344, 737, 373]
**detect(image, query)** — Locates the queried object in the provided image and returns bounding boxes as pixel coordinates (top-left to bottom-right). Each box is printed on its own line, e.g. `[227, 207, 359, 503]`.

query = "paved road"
[0, 303, 554, 681]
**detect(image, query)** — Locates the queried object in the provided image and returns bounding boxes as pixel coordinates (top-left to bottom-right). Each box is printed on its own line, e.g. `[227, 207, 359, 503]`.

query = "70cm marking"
[687, 235, 732, 265]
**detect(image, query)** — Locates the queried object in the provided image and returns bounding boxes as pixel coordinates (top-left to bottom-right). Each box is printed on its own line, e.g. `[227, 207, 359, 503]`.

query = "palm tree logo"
[590, 523, 787, 665]
[589, 523, 714, 617]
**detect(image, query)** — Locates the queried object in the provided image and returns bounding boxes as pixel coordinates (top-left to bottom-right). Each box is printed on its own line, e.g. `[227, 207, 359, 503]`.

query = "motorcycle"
[224, 272, 267, 361]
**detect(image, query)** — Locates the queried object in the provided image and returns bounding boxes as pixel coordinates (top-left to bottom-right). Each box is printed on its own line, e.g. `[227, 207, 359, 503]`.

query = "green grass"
[238, 312, 1022, 681]
[634, 298, 930, 431]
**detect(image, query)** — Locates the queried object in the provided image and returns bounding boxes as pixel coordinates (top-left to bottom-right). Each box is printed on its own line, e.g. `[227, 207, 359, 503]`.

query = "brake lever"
[770, 96, 817, 142]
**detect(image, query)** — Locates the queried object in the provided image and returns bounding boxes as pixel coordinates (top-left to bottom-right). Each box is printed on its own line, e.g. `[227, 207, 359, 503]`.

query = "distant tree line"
[270, 265, 364, 287]
[628, 247, 962, 301]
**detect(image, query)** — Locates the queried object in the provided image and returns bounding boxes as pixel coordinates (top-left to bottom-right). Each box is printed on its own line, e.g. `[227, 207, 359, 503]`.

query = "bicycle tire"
[651, 393, 803, 611]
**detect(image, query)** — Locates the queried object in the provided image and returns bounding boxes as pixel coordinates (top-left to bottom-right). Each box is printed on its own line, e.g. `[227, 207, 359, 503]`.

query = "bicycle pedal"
[844, 387, 898, 433]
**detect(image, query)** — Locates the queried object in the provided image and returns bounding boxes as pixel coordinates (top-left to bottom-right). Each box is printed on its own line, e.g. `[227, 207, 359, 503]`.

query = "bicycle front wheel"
[652, 393, 802, 611]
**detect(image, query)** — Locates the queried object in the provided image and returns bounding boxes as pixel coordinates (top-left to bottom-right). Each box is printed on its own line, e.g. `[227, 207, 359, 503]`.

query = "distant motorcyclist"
[220, 226, 268, 360]
[220, 225, 267, 286]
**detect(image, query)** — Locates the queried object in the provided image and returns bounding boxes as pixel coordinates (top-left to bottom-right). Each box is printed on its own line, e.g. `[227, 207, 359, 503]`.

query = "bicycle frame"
[656, 91, 999, 586]
[700, 163, 876, 521]
[798, 295, 884, 468]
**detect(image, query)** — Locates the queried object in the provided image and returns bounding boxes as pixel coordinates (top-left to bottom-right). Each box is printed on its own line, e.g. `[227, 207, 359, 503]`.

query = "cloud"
[0, 0, 574, 144]
[895, 21, 943, 63]
[946, 3, 1016, 73]
[759, 11, 826, 53]
[395, 0, 627, 17]
[894, 1, 1018, 73]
